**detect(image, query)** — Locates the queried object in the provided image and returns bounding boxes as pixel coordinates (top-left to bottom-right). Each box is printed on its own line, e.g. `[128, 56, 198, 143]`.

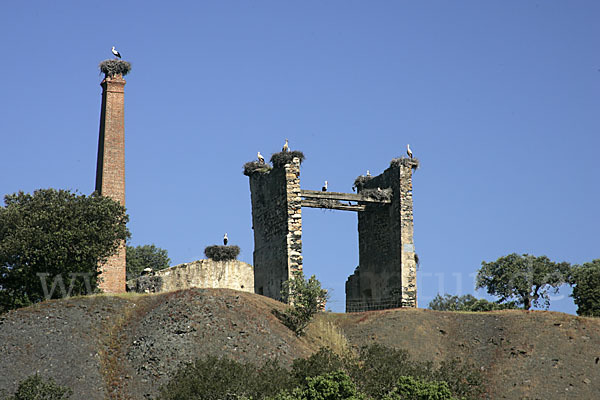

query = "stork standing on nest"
[407, 144, 413, 159]
[223, 233, 228, 246]
[111, 46, 122, 59]
[366, 170, 371, 177]
[257, 151, 265, 164]
[322, 180, 328, 192]
[282, 139, 289, 152]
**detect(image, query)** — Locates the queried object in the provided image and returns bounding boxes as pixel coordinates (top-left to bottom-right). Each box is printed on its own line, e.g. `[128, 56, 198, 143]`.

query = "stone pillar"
[346, 158, 418, 311]
[95, 74, 126, 293]
[248, 157, 302, 302]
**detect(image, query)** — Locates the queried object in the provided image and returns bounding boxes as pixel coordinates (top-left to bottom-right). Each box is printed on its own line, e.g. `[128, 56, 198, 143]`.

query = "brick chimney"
[95, 70, 127, 293]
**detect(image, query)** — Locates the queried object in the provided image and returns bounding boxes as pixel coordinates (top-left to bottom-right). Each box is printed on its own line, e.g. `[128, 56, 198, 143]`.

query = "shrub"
[204, 245, 240, 261]
[270, 151, 305, 168]
[429, 294, 519, 312]
[275, 271, 329, 335]
[126, 244, 170, 280]
[157, 356, 291, 400]
[273, 371, 364, 400]
[7, 374, 72, 399]
[383, 376, 457, 400]
[99, 59, 131, 77]
[244, 161, 273, 176]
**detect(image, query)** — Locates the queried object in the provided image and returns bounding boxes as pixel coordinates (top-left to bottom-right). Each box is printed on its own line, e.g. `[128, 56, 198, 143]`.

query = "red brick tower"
[95, 60, 129, 293]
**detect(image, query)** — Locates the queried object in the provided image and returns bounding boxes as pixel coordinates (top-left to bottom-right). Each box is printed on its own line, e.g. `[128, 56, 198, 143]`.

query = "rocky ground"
[1, 288, 599, 399]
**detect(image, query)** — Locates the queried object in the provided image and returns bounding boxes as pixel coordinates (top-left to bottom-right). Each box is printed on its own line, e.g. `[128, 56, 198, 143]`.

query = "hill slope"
[0, 289, 599, 399]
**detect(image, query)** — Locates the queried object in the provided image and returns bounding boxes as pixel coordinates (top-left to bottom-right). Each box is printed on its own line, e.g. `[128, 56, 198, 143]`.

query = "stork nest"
[390, 156, 419, 170]
[204, 245, 240, 261]
[361, 188, 393, 202]
[243, 161, 272, 176]
[270, 150, 305, 168]
[353, 175, 374, 192]
[99, 59, 131, 77]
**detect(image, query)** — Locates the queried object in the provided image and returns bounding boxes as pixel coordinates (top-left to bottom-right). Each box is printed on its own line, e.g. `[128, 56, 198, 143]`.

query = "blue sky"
[1, 1, 598, 312]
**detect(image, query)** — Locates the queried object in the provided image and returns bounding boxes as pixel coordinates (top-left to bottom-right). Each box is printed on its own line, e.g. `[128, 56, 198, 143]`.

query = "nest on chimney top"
[270, 150, 305, 168]
[99, 59, 131, 77]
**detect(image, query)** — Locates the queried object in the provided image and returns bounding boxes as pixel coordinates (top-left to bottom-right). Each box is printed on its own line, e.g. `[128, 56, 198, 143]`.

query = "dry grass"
[305, 313, 350, 356]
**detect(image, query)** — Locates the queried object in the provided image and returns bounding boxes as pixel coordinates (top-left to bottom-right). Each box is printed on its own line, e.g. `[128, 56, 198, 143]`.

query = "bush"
[429, 294, 519, 312]
[275, 271, 329, 335]
[570, 259, 600, 317]
[204, 245, 240, 261]
[270, 151, 305, 168]
[6, 374, 72, 399]
[272, 371, 364, 400]
[126, 244, 170, 280]
[383, 376, 457, 400]
[157, 356, 291, 400]
[243, 161, 272, 176]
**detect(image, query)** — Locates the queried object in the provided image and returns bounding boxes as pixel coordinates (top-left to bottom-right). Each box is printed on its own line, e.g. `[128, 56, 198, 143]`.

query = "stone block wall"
[346, 158, 417, 311]
[127, 259, 254, 294]
[248, 158, 302, 302]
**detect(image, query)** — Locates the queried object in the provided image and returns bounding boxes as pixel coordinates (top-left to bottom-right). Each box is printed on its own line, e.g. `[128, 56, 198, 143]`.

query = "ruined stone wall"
[127, 259, 254, 293]
[346, 159, 417, 311]
[248, 158, 302, 302]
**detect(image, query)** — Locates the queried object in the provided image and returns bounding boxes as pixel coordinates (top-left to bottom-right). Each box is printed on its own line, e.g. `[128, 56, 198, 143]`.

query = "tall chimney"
[95, 60, 130, 293]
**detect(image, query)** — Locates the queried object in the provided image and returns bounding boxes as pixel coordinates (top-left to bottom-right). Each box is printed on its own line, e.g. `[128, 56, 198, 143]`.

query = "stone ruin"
[245, 151, 419, 312]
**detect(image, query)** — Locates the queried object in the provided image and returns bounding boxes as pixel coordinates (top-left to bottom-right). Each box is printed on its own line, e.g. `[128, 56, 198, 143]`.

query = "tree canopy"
[428, 294, 518, 312]
[0, 189, 129, 313]
[476, 253, 570, 310]
[570, 259, 600, 317]
[126, 244, 170, 280]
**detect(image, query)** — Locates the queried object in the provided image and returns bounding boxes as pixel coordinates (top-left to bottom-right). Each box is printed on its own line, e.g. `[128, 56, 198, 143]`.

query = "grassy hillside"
[0, 289, 599, 399]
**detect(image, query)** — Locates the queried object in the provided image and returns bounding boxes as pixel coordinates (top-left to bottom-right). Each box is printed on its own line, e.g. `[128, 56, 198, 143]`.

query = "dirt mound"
[1, 289, 600, 399]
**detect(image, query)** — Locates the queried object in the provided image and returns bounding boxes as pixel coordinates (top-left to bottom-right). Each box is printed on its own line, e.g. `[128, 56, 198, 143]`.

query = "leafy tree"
[383, 376, 457, 400]
[476, 253, 571, 310]
[273, 371, 364, 400]
[0, 189, 129, 313]
[276, 271, 329, 335]
[429, 294, 518, 312]
[570, 259, 600, 317]
[6, 374, 72, 399]
[126, 244, 170, 280]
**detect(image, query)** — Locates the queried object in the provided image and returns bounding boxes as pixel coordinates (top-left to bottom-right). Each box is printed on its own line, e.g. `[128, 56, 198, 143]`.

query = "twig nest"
[99, 59, 132, 77]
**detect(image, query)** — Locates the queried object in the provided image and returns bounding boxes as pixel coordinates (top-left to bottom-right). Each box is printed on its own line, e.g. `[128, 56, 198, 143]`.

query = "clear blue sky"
[1, 1, 598, 313]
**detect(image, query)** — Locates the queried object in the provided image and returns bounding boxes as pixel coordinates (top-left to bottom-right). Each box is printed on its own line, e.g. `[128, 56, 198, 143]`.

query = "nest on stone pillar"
[353, 175, 374, 192]
[243, 161, 272, 176]
[390, 156, 420, 171]
[270, 150, 305, 168]
[99, 59, 132, 77]
[204, 245, 240, 261]
[361, 188, 392, 202]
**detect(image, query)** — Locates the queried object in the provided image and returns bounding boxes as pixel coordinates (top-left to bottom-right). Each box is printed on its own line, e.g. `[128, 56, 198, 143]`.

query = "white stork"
[366, 170, 371, 177]
[282, 138, 289, 152]
[223, 233, 228, 246]
[257, 151, 265, 164]
[407, 144, 413, 159]
[322, 180, 328, 192]
[111, 46, 122, 59]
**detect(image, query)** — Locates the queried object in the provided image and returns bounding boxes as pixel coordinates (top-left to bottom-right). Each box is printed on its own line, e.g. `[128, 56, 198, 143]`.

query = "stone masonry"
[95, 73, 127, 293]
[246, 149, 418, 311]
[248, 157, 302, 302]
[127, 259, 254, 294]
[345, 158, 418, 311]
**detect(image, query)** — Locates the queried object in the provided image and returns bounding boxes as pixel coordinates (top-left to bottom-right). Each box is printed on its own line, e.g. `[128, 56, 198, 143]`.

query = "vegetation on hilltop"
[126, 244, 170, 280]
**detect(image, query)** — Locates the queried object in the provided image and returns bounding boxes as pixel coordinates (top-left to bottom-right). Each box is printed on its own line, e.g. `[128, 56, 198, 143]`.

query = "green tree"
[7, 374, 72, 399]
[383, 376, 457, 400]
[0, 189, 129, 313]
[429, 294, 518, 312]
[570, 259, 600, 317]
[276, 271, 329, 335]
[476, 253, 571, 310]
[272, 371, 364, 400]
[126, 244, 170, 280]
